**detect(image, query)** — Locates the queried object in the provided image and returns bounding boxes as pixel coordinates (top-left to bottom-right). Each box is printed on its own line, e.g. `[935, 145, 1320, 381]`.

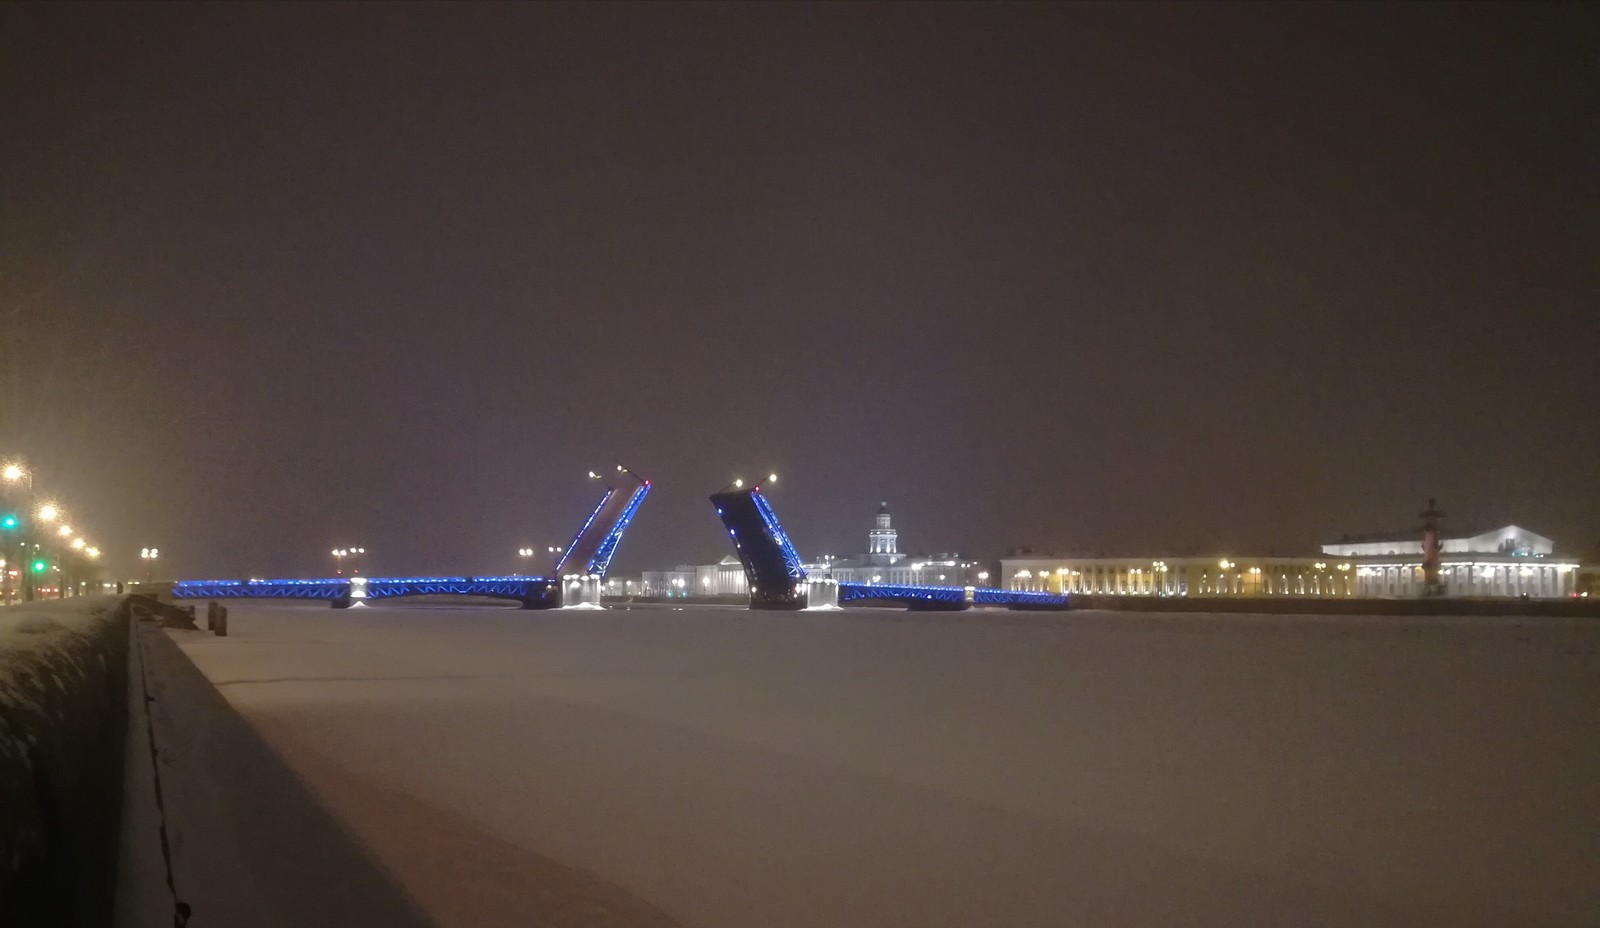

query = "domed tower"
[868, 501, 898, 557]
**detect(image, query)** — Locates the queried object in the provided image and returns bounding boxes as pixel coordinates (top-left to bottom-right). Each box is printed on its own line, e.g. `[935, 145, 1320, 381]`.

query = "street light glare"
[733, 478, 743, 489]
[768, 473, 778, 484]
[71, 538, 85, 550]
[58, 525, 73, 538]
[2, 463, 22, 481]
[37, 504, 58, 522]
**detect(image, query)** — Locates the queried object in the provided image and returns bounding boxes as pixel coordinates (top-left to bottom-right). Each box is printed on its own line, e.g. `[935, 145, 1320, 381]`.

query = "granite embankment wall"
[0, 596, 129, 925]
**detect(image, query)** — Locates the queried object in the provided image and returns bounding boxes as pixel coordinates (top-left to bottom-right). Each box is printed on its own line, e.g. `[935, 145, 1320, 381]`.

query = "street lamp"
[57, 525, 73, 538]
[332, 547, 365, 575]
[37, 503, 58, 523]
[2, 462, 28, 487]
[140, 547, 158, 583]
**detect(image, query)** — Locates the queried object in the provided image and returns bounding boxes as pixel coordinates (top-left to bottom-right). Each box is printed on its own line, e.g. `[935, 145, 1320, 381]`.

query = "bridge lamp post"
[517, 547, 536, 575]
[331, 547, 365, 576]
[140, 547, 158, 583]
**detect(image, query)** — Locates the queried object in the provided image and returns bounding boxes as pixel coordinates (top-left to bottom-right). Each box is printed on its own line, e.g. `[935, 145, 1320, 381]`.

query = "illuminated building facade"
[641, 555, 749, 597]
[802, 502, 983, 588]
[1002, 555, 1358, 597]
[639, 503, 983, 596]
[1002, 524, 1580, 599]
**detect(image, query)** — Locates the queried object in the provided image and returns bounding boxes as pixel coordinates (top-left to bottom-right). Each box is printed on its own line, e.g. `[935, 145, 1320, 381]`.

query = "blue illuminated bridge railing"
[837, 582, 1070, 609]
[171, 576, 559, 606]
[172, 579, 350, 600]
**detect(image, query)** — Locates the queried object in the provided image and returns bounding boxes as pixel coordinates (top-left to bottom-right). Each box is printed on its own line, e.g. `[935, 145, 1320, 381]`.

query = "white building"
[1321, 525, 1554, 558]
[640, 556, 749, 597]
[1001, 555, 1358, 598]
[1323, 524, 1576, 598]
[639, 502, 983, 597]
[803, 502, 983, 588]
[1001, 523, 1580, 600]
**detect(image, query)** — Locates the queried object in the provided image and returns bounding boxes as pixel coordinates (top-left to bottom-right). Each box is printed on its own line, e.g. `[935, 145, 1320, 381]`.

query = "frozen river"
[165, 602, 1598, 927]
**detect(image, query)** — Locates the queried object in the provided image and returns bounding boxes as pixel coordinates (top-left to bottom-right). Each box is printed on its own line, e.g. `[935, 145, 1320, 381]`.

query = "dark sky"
[3, 2, 1596, 580]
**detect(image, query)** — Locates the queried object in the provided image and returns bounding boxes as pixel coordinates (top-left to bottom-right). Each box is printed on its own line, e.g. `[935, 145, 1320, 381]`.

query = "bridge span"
[173, 469, 650, 609]
[174, 471, 1064, 612]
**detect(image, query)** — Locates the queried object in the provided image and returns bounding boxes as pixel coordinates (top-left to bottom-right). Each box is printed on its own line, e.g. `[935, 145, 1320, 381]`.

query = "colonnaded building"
[638, 502, 983, 597]
[1002, 523, 1583, 600]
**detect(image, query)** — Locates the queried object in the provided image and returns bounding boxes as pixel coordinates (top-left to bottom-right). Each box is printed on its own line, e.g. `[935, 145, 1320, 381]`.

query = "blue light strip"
[971, 588, 1071, 606]
[172, 576, 557, 603]
[751, 489, 806, 580]
[172, 579, 350, 600]
[555, 488, 614, 574]
[587, 482, 651, 577]
[834, 582, 1071, 608]
[837, 582, 967, 604]
[363, 577, 547, 601]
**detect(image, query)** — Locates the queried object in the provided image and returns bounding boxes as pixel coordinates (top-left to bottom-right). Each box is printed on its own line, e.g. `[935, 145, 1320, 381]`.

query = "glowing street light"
[58, 525, 73, 538]
[767, 473, 778, 484]
[140, 547, 159, 583]
[733, 478, 744, 489]
[331, 547, 366, 575]
[2, 463, 25, 484]
[70, 537, 85, 550]
[37, 504, 58, 523]
[85, 547, 100, 559]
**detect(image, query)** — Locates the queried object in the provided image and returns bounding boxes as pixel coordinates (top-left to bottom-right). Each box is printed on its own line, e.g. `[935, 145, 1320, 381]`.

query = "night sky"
[3, 3, 1596, 580]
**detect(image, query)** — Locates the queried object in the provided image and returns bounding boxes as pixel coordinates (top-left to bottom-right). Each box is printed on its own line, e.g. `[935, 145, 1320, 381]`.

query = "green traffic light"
[0, 514, 17, 530]
[31, 559, 48, 573]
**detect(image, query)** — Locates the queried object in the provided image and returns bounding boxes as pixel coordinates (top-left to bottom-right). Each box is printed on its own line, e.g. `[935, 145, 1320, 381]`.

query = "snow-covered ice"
[166, 602, 1599, 927]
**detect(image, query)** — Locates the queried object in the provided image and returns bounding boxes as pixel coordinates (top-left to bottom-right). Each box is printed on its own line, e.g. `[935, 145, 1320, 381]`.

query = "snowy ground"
[167, 603, 1598, 927]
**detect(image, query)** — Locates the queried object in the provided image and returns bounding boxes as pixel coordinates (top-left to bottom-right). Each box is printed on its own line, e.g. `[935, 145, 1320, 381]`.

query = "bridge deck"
[838, 582, 1070, 610]
[556, 473, 651, 578]
[172, 576, 560, 607]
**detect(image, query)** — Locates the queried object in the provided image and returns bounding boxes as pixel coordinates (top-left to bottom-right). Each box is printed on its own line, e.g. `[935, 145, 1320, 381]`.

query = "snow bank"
[0, 596, 129, 924]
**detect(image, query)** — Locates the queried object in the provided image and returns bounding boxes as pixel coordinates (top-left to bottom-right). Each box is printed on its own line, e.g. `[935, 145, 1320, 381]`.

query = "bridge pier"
[802, 579, 839, 610]
[563, 575, 603, 608]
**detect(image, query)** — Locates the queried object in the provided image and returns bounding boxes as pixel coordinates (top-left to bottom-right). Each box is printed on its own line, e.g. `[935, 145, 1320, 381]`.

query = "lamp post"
[140, 547, 159, 584]
[331, 547, 365, 576]
[517, 547, 535, 576]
